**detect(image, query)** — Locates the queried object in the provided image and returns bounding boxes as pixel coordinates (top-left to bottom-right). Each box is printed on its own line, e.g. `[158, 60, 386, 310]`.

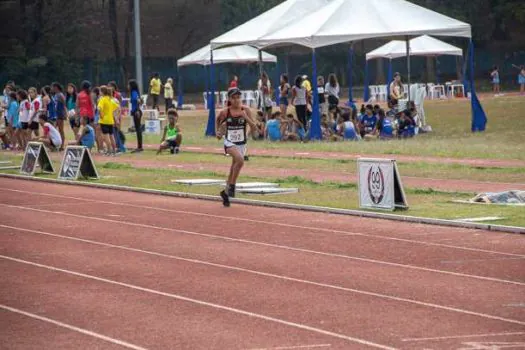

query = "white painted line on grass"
[402, 332, 525, 342]
[1, 203, 524, 287]
[3, 224, 524, 326]
[0, 254, 397, 350]
[2, 187, 523, 258]
[0, 304, 148, 350]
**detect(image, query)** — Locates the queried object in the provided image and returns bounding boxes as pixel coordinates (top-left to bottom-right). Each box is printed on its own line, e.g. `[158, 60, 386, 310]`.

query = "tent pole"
[310, 48, 321, 140]
[406, 35, 411, 101]
[258, 49, 267, 122]
[347, 42, 354, 105]
[205, 49, 216, 136]
[177, 66, 183, 109]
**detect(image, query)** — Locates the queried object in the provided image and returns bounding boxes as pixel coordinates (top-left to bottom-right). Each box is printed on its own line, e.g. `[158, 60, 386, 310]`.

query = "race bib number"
[227, 129, 245, 143]
[317, 87, 325, 94]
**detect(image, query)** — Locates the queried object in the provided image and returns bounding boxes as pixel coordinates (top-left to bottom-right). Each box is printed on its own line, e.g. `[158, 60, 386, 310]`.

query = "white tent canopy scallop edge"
[366, 35, 463, 61]
[177, 44, 277, 67]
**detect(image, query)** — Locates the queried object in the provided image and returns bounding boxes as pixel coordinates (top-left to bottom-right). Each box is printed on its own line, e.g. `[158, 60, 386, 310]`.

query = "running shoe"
[220, 190, 230, 207]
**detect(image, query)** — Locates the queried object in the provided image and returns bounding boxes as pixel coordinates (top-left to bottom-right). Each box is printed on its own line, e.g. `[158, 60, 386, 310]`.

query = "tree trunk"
[123, 0, 133, 82]
[108, 0, 124, 84]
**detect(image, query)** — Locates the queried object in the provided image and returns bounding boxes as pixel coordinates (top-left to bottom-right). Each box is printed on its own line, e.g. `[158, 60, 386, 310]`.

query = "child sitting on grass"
[68, 116, 95, 151]
[283, 113, 305, 141]
[398, 109, 416, 138]
[376, 109, 394, 139]
[157, 109, 182, 154]
[265, 112, 282, 141]
[36, 114, 62, 150]
[336, 111, 360, 141]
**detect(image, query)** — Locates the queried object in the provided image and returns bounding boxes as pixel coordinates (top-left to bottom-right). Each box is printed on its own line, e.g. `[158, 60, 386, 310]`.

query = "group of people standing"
[1, 79, 147, 156]
[491, 65, 525, 96]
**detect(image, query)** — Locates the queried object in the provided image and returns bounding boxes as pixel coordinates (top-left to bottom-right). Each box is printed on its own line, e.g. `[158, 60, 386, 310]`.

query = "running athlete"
[216, 88, 257, 207]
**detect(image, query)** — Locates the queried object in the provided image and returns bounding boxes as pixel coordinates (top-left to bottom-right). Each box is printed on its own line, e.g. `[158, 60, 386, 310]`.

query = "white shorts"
[224, 139, 246, 156]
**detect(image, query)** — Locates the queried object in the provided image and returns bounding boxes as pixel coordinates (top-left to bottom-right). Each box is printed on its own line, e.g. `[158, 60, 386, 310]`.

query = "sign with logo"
[145, 120, 161, 134]
[358, 158, 408, 211]
[58, 146, 99, 180]
[143, 109, 159, 120]
[20, 142, 54, 176]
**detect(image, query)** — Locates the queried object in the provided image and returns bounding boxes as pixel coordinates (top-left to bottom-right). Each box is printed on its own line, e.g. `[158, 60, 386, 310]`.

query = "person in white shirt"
[28, 87, 42, 137]
[17, 89, 31, 149]
[291, 75, 308, 130]
[36, 114, 62, 150]
[325, 73, 340, 111]
[164, 77, 174, 113]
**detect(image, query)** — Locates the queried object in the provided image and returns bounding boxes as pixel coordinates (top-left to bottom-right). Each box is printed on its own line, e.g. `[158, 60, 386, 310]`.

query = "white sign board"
[143, 109, 159, 120]
[358, 158, 408, 211]
[145, 120, 161, 134]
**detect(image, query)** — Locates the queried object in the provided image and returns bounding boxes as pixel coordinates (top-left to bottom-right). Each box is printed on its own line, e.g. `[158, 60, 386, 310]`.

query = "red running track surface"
[0, 177, 524, 350]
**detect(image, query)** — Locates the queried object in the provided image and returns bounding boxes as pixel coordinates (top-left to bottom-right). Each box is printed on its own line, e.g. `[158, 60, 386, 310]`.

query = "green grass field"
[1, 95, 524, 227]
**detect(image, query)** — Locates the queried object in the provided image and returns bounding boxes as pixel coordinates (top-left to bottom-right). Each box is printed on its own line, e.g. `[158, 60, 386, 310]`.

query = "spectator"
[17, 89, 31, 150]
[28, 87, 41, 137]
[336, 111, 360, 141]
[229, 75, 238, 89]
[91, 87, 104, 153]
[317, 76, 327, 118]
[76, 80, 94, 127]
[283, 113, 305, 141]
[36, 114, 62, 150]
[69, 115, 95, 151]
[7, 91, 19, 149]
[279, 74, 290, 118]
[66, 83, 78, 134]
[108, 85, 125, 153]
[301, 75, 312, 93]
[149, 73, 161, 110]
[51, 82, 67, 150]
[325, 73, 340, 112]
[389, 73, 403, 111]
[398, 109, 416, 138]
[265, 111, 282, 141]
[129, 79, 143, 153]
[157, 109, 182, 155]
[490, 66, 501, 96]
[164, 77, 174, 112]
[360, 104, 377, 137]
[258, 72, 273, 121]
[376, 109, 394, 139]
[97, 85, 118, 155]
[291, 75, 308, 130]
[42, 86, 55, 126]
[0, 126, 8, 149]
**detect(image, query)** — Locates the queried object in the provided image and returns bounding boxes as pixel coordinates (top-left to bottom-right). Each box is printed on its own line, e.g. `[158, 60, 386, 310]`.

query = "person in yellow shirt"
[149, 73, 161, 110]
[97, 85, 118, 155]
[302, 75, 312, 92]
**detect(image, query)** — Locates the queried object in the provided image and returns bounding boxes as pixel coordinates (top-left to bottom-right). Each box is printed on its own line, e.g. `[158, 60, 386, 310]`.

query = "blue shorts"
[519, 76, 525, 85]
[492, 79, 500, 84]
[279, 97, 289, 106]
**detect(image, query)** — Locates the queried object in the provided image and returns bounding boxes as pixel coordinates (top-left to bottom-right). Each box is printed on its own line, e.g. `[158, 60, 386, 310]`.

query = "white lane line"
[1, 187, 523, 258]
[246, 344, 331, 350]
[1, 203, 524, 287]
[0, 255, 396, 350]
[3, 224, 524, 326]
[402, 332, 525, 342]
[0, 304, 148, 350]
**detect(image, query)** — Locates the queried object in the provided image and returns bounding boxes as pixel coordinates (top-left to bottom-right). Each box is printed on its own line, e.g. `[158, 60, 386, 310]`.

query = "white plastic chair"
[220, 91, 228, 108]
[377, 85, 387, 102]
[245, 90, 257, 108]
[415, 86, 427, 127]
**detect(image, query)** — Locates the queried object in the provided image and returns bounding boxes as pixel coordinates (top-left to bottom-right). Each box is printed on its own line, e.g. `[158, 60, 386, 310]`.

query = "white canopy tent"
[209, 0, 486, 137]
[366, 35, 463, 61]
[177, 45, 277, 67]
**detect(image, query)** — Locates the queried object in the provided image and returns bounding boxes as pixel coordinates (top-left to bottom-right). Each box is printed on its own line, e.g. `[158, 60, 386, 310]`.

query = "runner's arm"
[244, 108, 258, 137]
[215, 110, 226, 139]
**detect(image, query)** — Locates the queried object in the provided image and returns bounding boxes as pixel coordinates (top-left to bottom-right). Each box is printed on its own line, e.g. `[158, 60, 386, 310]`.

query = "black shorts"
[81, 116, 92, 125]
[21, 122, 29, 130]
[69, 116, 80, 129]
[100, 124, 114, 135]
[30, 121, 39, 130]
[167, 139, 178, 148]
[56, 114, 67, 121]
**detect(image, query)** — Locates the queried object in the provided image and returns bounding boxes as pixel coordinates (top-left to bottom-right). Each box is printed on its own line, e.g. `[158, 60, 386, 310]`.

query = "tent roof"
[177, 45, 277, 67]
[366, 35, 463, 60]
[210, 0, 332, 49]
[212, 0, 471, 50]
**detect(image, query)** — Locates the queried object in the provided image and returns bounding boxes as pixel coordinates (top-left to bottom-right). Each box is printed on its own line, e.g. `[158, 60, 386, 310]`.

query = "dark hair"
[92, 87, 100, 96]
[108, 81, 119, 91]
[270, 112, 280, 119]
[366, 104, 374, 111]
[360, 104, 366, 114]
[281, 74, 288, 84]
[128, 79, 140, 94]
[342, 112, 351, 122]
[373, 104, 380, 111]
[17, 89, 28, 100]
[394, 72, 401, 78]
[100, 85, 109, 96]
[39, 113, 48, 122]
[81, 80, 91, 92]
[261, 72, 269, 81]
[294, 75, 303, 88]
[167, 108, 178, 117]
[66, 83, 77, 103]
[41, 85, 51, 96]
[52, 82, 63, 91]
[154, 72, 159, 78]
[328, 73, 338, 88]
[9, 91, 17, 100]
[378, 109, 386, 118]
[492, 65, 498, 71]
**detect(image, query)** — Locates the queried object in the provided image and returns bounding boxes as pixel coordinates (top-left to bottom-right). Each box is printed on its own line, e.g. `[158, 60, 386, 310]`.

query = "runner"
[215, 88, 257, 207]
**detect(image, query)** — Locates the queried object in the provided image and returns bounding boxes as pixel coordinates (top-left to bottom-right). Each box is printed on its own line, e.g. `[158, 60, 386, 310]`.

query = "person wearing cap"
[215, 87, 258, 207]
[301, 75, 312, 93]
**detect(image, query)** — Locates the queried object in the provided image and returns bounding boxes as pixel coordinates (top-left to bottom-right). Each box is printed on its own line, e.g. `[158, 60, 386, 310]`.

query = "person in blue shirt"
[128, 79, 143, 153]
[70, 116, 95, 150]
[359, 104, 377, 137]
[336, 111, 360, 141]
[376, 109, 394, 139]
[7, 91, 19, 148]
[398, 109, 416, 138]
[265, 112, 282, 141]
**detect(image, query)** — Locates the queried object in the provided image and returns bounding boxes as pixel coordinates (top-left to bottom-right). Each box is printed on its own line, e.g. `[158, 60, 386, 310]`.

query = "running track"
[1, 177, 524, 350]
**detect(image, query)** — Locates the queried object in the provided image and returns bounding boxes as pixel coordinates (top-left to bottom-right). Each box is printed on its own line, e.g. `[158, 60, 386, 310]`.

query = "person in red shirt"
[76, 81, 94, 125]
[229, 75, 238, 89]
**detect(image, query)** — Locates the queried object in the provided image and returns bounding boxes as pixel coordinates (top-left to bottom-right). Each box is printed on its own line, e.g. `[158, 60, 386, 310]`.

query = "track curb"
[1, 173, 523, 234]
